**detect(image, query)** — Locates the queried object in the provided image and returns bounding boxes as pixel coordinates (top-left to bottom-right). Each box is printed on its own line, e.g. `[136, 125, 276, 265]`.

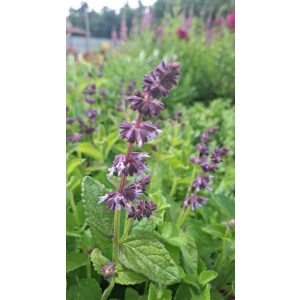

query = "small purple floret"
[184, 194, 207, 211]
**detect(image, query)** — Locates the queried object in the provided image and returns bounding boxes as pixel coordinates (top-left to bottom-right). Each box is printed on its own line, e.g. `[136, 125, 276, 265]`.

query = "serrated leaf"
[77, 142, 103, 160]
[67, 278, 102, 300]
[201, 224, 227, 238]
[66, 252, 87, 273]
[81, 176, 114, 255]
[119, 232, 181, 285]
[115, 264, 147, 285]
[90, 248, 109, 275]
[181, 234, 199, 274]
[198, 270, 218, 286]
[131, 210, 164, 233]
[148, 283, 172, 300]
[158, 222, 187, 247]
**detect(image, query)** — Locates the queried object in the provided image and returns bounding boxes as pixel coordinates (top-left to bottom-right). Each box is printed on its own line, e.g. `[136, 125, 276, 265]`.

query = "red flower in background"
[176, 28, 189, 40]
[227, 10, 235, 32]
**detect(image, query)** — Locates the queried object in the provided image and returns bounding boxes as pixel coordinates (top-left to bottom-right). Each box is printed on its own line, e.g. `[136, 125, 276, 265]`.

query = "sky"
[65, 0, 156, 15]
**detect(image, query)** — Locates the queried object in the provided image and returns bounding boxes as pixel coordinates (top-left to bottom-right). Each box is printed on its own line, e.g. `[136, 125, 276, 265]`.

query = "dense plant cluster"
[66, 13, 234, 300]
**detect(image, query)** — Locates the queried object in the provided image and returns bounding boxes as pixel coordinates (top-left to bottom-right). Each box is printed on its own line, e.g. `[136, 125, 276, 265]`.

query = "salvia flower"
[123, 182, 143, 201]
[108, 152, 150, 177]
[67, 132, 83, 143]
[210, 147, 229, 163]
[127, 91, 165, 117]
[98, 192, 131, 211]
[86, 109, 98, 119]
[102, 262, 116, 279]
[184, 194, 208, 211]
[83, 83, 96, 95]
[142, 61, 181, 98]
[85, 96, 96, 105]
[119, 121, 162, 147]
[193, 174, 214, 192]
[66, 117, 75, 124]
[128, 200, 157, 220]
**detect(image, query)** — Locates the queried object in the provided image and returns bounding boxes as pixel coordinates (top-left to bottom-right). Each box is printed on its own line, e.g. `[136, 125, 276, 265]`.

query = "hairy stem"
[112, 113, 144, 264]
[119, 217, 134, 243]
[101, 279, 115, 300]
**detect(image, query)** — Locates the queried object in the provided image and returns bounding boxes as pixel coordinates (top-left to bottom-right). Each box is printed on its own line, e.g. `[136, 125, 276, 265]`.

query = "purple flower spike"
[83, 83, 96, 95]
[193, 174, 214, 192]
[66, 117, 75, 124]
[210, 146, 229, 163]
[184, 194, 207, 211]
[119, 121, 162, 147]
[102, 262, 116, 279]
[142, 61, 180, 98]
[200, 127, 219, 144]
[85, 96, 96, 105]
[67, 132, 82, 143]
[128, 200, 157, 220]
[86, 109, 98, 119]
[108, 152, 150, 177]
[98, 192, 131, 211]
[123, 182, 143, 201]
[127, 91, 165, 117]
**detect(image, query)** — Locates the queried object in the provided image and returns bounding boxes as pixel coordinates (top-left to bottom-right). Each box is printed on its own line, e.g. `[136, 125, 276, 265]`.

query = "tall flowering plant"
[82, 61, 181, 300]
[177, 127, 229, 227]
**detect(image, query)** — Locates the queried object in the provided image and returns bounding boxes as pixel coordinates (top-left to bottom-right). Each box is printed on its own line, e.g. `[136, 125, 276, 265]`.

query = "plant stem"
[177, 206, 191, 228]
[119, 217, 134, 243]
[177, 165, 197, 228]
[111, 113, 144, 263]
[101, 279, 115, 300]
[112, 210, 121, 262]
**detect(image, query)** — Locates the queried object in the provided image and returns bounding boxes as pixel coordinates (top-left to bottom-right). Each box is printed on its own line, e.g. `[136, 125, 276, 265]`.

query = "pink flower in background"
[184, 8, 193, 30]
[120, 13, 127, 42]
[141, 8, 153, 31]
[176, 28, 189, 40]
[215, 18, 226, 26]
[111, 29, 118, 46]
[227, 10, 235, 31]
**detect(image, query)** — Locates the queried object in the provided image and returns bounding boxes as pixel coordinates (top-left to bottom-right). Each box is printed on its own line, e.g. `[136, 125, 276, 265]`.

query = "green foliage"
[119, 232, 181, 285]
[81, 176, 114, 256]
[198, 270, 218, 286]
[66, 252, 88, 273]
[148, 283, 172, 300]
[67, 278, 102, 300]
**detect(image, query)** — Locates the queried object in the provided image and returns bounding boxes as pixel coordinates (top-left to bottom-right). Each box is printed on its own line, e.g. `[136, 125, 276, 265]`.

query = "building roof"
[66, 20, 88, 36]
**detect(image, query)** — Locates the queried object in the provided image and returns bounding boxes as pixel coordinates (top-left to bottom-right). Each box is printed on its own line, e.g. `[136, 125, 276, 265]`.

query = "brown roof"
[66, 20, 88, 36]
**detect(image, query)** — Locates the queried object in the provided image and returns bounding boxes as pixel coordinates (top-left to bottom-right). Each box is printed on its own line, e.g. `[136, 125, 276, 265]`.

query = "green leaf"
[181, 234, 199, 274]
[90, 248, 109, 275]
[119, 232, 181, 285]
[197, 285, 210, 300]
[125, 288, 148, 300]
[67, 158, 85, 177]
[201, 224, 227, 238]
[158, 222, 187, 247]
[174, 283, 193, 300]
[148, 283, 172, 300]
[198, 270, 218, 286]
[149, 190, 170, 210]
[81, 177, 114, 255]
[66, 252, 87, 273]
[67, 278, 102, 300]
[115, 264, 147, 285]
[77, 142, 103, 160]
